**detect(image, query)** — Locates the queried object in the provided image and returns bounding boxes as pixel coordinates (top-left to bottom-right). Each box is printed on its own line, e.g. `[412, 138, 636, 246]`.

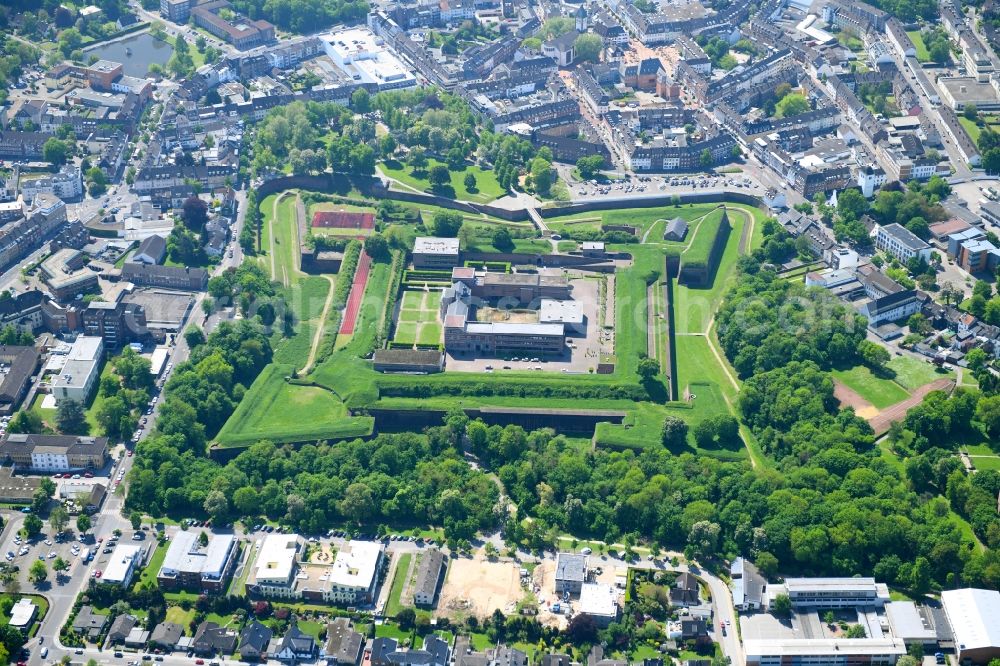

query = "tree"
[22, 514, 42, 538]
[28, 560, 46, 583]
[775, 93, 809, 118]
[845, 625, 867, 639]
[182, 195, 209, 232]
[929, 40, 950, 63]
[43, 138, 68, 165]
[573, 33, 603, 62]
[185, 325, 206, 348]
[699, 149, 713, 169]
[130, 511, 142, 530]
[964, 104, 978, 121]
[429, 165, 451, 191]
[50, 505, 69, 534]
[204, 490, 229, 523]
[364, 233, 390, 261]
[408, 148, 428, 170]
[566, 613, 598, 643]
[491, 227, 513, 252]
[397, 608, 416, 630]
[637, 356, 659, 380]
[661, 416, 689, 448]
[432, 211, 463, 237]
[52, 557, 68, 574]
[463, 172, 478, 193]
[975, 395, 1000, 439]
[858, 340, 891, 370]
[8, 410, 41, 435]
[56, 399, 87, 435]
[340, 482, 376, 523]
[771, 593, 792, 617]
[351, 88, 371, 113]
[86, 167, 107, 196]
[76, 514, 91, 534]
[576, 155, 604, 180]
[531, 157, 553, 195]
[837, 188, 869, 221]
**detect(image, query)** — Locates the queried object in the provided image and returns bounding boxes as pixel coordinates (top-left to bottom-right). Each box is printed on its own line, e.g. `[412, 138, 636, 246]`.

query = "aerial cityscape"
[0, 0, 997, 664]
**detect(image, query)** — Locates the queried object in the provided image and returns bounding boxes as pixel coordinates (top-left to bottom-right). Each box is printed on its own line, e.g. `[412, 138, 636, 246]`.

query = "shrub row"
[332, 241, 362, 309]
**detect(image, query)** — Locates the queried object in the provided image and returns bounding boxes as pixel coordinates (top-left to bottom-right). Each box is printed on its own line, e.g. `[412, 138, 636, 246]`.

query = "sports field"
[394, 290, 443, 346]
[831, 366, 910, 409]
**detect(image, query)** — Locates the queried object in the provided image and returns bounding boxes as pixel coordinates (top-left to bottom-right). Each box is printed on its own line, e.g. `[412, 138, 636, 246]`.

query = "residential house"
[272, 621, 318, 663]
[554, 552, 587, 595]
[413, 548, 445, 606]
[238, 621, 272, 661]
[671, 572, 700, 607]
[192, 621, 238, 656]
[107, 615, 138, 645]
[322, 617, 363, 665]
[149, 622, 186, 651]
[731, 557, 766, 611]
[72, 605, 108, 640]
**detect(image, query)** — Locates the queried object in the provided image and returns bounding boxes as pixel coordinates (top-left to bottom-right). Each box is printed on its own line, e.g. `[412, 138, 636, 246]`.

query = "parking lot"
[566, 171, 765, 200]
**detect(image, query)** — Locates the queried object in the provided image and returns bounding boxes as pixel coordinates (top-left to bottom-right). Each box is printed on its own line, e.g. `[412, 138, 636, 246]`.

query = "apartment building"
[0, 433, 109, 472]
[874, 223, 932, 263]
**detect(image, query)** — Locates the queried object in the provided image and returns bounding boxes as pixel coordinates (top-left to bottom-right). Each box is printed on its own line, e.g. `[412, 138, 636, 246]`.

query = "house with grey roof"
[664, 218, 689, 242]
[322, 617, 363, 665]
[413, 548, 446, 606]
[238, 620, 272, 661]
[133, 235, 166, 265]
[107, 614, 137, 645]
[272, 620, 317, 663]
[554, 552, 587, 595]
[150, 622, 185, 650]
[72, 605, 108, 640]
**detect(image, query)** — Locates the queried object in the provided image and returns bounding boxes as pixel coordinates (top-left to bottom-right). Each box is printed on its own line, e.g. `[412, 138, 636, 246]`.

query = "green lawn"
[887, 355, 953, 390]
[133, 541, 168, 592]
[379, 159, 505, 203]
[969, 456, 1000, 471]
[959, 116, 982, 146]
[417, 322, 442, 346]
[907, 30, 930, 61]
[831, 365, 910, 409]
[375, 621, 414, 642]
[165, 606, 195, 633]
[215, 363, 372, 447]
[393, 322, 418, 345]
[384, 553, 412, 617]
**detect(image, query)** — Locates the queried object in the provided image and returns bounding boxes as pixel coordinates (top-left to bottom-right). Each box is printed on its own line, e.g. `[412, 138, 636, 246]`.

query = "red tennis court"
[339, 250, 372, 335]
[312, 210, 375, 230]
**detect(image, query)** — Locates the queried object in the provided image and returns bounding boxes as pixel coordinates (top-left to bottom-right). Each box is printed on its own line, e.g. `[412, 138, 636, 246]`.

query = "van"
[40, 648, 47, 658]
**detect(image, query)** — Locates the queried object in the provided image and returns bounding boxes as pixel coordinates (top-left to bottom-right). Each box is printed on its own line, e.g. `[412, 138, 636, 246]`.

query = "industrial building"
[780, 577, 890, 608]
[940, 588, 1000, 664]
[554, 552, 587, 595]
[578, 583, 618, 627]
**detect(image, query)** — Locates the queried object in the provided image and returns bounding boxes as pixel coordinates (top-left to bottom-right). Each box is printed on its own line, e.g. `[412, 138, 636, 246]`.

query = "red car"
[196, 660, 205, 664]
[84, 472, 93, 478]
[62, 473, 72, 479]
[127, 450, 134, 457]
[94, 570, 102, 578]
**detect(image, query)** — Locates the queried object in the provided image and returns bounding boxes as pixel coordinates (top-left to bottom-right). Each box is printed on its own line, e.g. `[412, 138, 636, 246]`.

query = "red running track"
[339, 250, 371, 335]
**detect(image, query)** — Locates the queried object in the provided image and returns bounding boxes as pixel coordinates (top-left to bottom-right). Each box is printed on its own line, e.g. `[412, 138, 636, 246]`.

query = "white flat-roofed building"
[539, 299, 585, 335]
[413, 237, 461, 269]
[158, 530, 238, 592]
[885, 601, 938, 646]
[8, 598, 37, 631]
[744, 639, 907, 666]
[578, 582, 618, 627]
[875, 223, 932, 263]
[102, 544, 144, 587]
[149, 347, 169, 377]
[51, 336, 104, 404]
[249, 534, 302, 597]
[318, 27, 416, 90]
[941, 588, 1000, 664]
[327, 540, 384, 604]
[780, 577, 890, 608]
[446, 322, 566, 355]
